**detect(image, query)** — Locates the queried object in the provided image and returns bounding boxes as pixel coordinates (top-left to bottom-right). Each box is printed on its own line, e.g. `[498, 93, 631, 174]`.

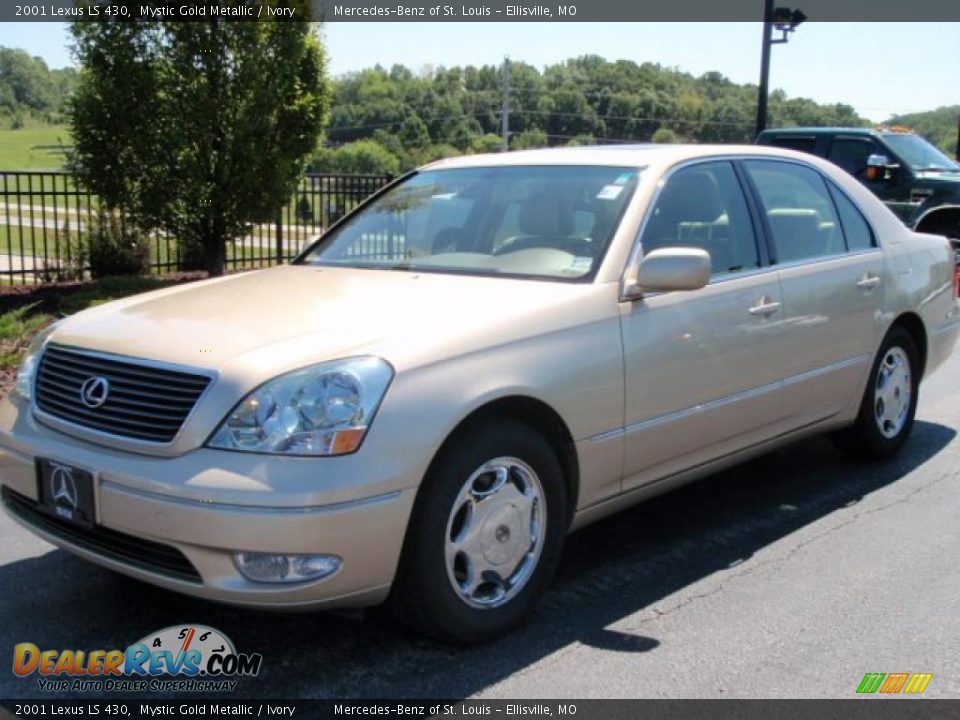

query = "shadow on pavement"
[0, 420, 954, 700]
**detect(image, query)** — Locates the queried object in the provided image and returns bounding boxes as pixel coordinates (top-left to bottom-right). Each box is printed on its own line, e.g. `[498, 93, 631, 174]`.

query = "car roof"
[759, 127, 876, 136]
[759, 127, 915, 138]
[424, 143, 817, 171]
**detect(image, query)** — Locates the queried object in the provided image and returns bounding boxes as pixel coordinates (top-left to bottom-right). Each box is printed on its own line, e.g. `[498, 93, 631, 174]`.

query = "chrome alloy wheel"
[444, 456, 546, 609]
[874, 346, 912, 439]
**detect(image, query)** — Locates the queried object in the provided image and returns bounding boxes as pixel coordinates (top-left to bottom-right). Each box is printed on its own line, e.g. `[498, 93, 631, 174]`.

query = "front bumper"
[0, 396, 418, 609]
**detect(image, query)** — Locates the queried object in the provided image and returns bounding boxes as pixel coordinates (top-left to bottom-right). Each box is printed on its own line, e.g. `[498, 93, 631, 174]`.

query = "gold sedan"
[1, 145, 958, 643]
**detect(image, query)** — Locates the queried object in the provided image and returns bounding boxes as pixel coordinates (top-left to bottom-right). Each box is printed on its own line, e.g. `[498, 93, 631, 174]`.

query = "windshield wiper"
[917, 166, 960, 173]
[378, 262, 415, 271]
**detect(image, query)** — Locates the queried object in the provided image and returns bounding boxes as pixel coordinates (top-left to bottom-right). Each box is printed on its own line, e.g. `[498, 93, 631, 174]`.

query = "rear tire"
[832, 326, 920, 459]
[389, 420, 567, 644]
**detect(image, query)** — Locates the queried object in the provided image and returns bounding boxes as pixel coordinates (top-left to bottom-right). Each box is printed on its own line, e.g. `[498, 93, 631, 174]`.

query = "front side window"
[299, 165, 641, 281]
[827, 137, 880, 178]
[744, 160, 845, 264]
[640, 161, 760, 277]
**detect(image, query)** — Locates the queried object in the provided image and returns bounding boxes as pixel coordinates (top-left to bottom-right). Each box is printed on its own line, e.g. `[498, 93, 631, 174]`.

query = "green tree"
[68, 11, 330, 275]
[470, 133, 504, 154]
[652, 128, 679, 144]
[0, 47, 77, 125]
[512, 128, 548, 149]
[413, 143, 461, 165]
[312, 139, 401, 175]
[399, 114, 431, 150]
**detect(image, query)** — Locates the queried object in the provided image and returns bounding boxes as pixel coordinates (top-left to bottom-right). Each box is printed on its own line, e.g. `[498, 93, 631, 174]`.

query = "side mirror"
[630, 247, 711, 295]
[866, 153, 899, 181]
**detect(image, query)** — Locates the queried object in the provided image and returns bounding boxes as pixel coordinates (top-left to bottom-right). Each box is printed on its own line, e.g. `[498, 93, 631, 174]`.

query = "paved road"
[0, 348, 957, 701]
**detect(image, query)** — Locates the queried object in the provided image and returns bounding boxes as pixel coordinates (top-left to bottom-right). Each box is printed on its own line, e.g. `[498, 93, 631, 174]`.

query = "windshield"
[298, 165, 641, 281]
[883, 134, 960, 172]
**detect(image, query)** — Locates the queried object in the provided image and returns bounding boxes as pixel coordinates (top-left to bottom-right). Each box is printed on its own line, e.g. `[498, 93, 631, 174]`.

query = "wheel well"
[891, 313, 928, 380]
[914, 208, 960, 239]
[431, 396, 580, 525]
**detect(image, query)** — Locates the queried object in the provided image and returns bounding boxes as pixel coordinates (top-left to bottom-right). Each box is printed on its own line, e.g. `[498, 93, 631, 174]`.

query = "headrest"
[656, 171, 724, 225]
[518, 192, 574, 237]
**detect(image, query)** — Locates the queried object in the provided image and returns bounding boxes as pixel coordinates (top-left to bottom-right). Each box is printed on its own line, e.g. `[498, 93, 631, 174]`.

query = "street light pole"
[755, 2, 806, 137]
[755, 0, 775, 137]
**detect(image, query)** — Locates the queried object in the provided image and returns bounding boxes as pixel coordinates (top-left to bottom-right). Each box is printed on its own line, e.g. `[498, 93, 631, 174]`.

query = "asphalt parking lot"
[0, 347, 958, 701]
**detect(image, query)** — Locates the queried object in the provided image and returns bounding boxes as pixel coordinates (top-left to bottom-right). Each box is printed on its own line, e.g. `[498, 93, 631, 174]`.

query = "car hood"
[915, 169, 960, 183]
[52, 264, 609, 376]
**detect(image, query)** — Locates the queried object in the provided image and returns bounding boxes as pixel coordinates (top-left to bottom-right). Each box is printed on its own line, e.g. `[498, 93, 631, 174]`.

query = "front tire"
[833, 326, 920, 459]
[390, 421, 567, 644]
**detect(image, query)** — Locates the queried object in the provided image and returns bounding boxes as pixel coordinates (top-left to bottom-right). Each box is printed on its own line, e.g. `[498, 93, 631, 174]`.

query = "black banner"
[3, 700, 960, 720]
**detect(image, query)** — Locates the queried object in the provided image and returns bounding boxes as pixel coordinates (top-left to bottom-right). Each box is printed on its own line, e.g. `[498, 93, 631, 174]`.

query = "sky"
[1, 21, 957, 122]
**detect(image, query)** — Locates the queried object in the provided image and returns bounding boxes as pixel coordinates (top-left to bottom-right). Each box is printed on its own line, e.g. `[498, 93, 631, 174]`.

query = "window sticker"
[596, 185, 624, 200]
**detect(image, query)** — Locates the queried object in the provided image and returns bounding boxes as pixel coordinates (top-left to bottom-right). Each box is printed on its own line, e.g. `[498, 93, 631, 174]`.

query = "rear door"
[741, 159, 884, 428]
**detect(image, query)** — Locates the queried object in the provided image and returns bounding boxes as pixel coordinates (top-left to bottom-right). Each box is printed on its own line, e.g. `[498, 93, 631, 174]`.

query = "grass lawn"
[0, 303, 55, 369]
[0, 125, 72, 170]
[0, 275, 195, 382]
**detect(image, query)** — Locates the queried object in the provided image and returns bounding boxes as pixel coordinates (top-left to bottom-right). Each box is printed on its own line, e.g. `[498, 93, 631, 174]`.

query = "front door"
[826, 135, 915, 222]
[620, 160, 786, 491]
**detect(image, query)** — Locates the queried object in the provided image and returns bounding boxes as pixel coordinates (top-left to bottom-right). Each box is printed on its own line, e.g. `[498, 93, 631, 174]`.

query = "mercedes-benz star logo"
[50, 465, 78, 510]
[79, 376, 110, 408]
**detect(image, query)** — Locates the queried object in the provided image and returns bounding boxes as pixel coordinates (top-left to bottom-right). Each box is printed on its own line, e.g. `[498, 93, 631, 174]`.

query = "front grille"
[2, 487, 201, 583]
[35, 345, 211, 443]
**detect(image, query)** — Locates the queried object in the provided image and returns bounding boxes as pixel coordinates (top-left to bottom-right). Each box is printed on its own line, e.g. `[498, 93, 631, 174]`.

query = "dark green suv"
[756, 127, 960, 245]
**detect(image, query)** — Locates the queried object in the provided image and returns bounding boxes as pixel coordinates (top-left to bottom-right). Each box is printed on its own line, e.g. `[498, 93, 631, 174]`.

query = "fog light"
[234, 552, 342, 583]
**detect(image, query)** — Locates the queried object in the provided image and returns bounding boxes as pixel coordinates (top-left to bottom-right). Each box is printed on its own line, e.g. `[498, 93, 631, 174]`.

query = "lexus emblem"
[80, 376, 110, 408]
[50, 465, 78, 510]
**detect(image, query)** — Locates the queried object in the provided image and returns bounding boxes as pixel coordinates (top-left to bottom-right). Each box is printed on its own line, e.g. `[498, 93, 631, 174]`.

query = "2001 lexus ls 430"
[2, 145, 958, 642]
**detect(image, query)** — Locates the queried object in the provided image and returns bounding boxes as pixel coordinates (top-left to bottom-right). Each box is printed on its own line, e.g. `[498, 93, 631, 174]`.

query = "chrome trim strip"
[773, 249, 882, 273]
[589, 354, 871, 442]
[579, 415, 837, 516]
[932, 318, 960, 336]
[781, 354, 870, 386]
[589, 378, 782, 443]
[100, 479, 403, 515]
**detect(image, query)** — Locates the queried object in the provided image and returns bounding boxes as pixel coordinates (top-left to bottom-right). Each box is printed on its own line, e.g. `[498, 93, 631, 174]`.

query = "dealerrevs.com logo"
[13, 625, 263, 693]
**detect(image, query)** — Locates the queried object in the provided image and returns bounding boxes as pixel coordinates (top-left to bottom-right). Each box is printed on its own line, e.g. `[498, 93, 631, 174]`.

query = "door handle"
[856, 274, 881, 290]
[748, 297, 781, 316]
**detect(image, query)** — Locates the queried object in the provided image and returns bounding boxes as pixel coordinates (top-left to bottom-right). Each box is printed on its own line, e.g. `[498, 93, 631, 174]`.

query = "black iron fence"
[0, 171, 392, 285]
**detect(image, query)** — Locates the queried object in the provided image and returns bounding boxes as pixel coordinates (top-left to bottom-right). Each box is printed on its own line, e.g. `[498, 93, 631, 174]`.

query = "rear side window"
[641, 161, 760, 277]
[768, 136, 817, 154]
[743, 160, 845, 264]
[828, 184, 875, 252]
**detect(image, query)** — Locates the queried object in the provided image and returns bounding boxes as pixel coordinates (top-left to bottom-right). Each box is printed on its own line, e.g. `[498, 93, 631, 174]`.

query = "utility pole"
[501, 56, 510, 152]
[955, 113, 960, 162]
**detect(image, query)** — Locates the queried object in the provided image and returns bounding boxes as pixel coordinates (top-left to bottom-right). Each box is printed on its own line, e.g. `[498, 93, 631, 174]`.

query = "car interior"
[640, 167, 760, 275]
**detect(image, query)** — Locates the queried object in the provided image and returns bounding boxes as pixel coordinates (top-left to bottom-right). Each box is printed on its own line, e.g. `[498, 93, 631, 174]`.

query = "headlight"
[15, 322, 59, 401]
[207, 357, 393, 456]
